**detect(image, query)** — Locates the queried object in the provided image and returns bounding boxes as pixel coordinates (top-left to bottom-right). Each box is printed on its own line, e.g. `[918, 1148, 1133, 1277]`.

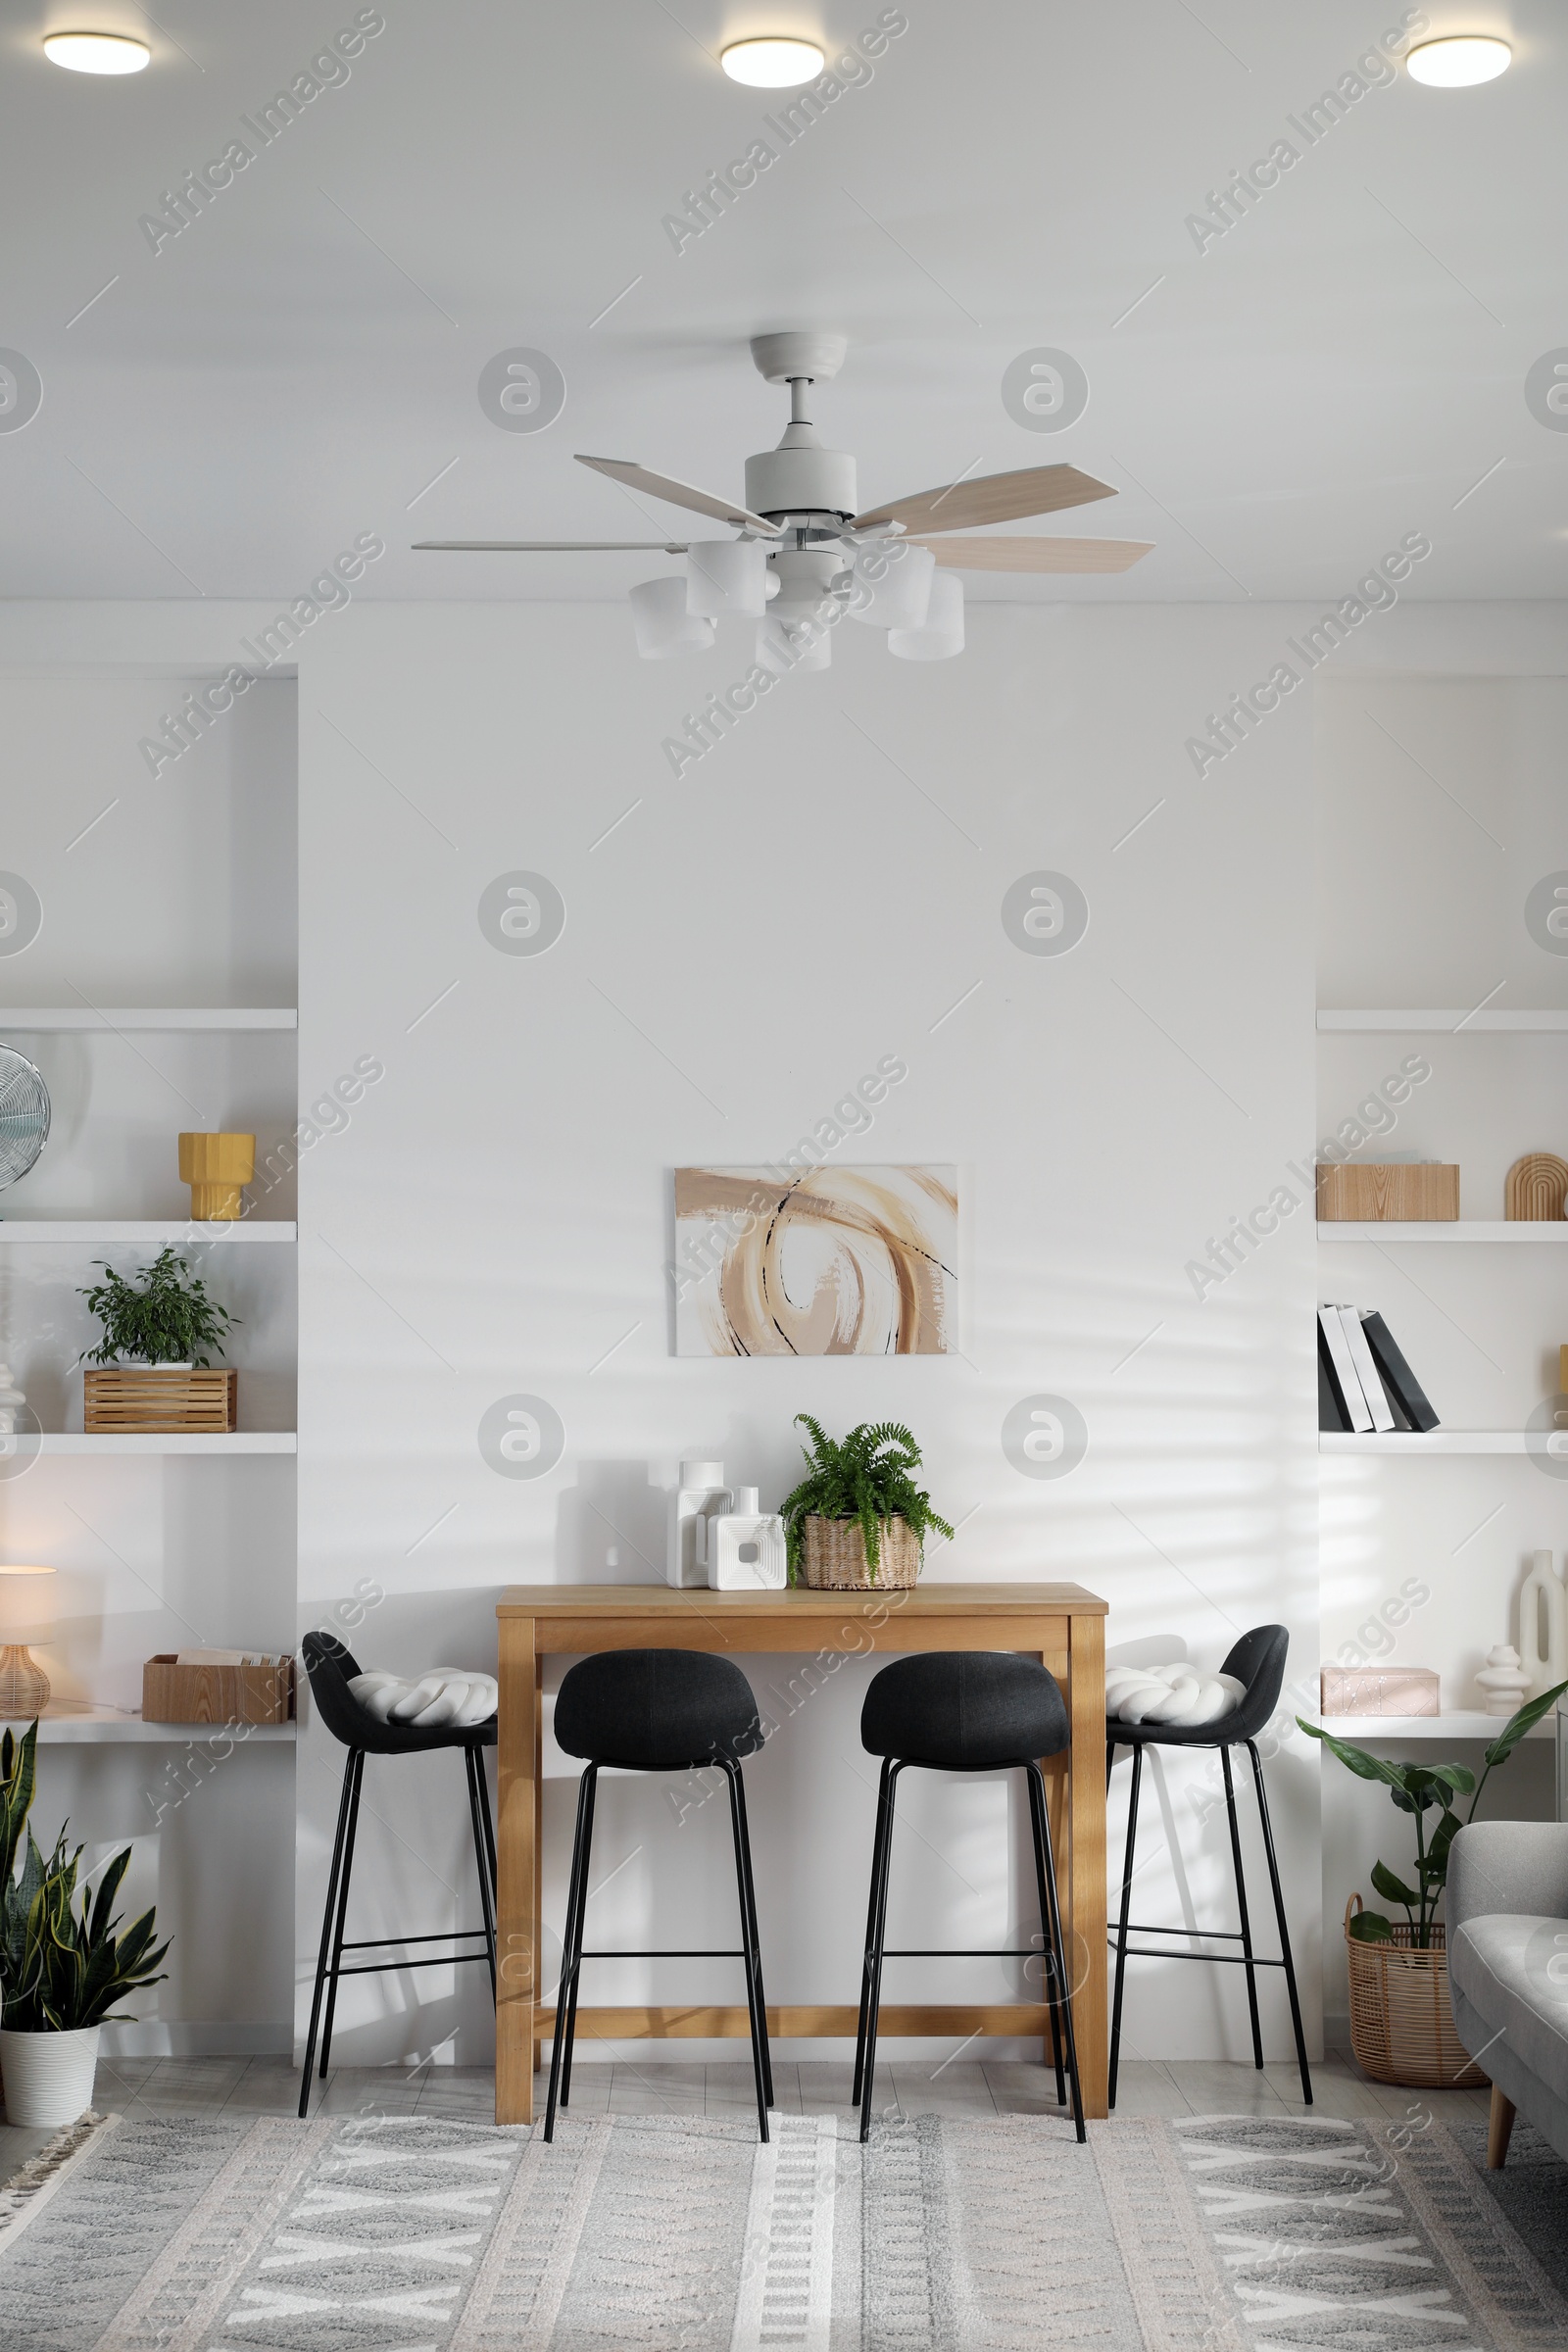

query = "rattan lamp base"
[0, 1644, 50, 1715]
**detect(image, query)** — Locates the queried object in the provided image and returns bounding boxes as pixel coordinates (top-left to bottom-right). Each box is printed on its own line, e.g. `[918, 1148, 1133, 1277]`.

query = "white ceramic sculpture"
[668, 1457, 729, 1589]
[1475, 1643, 1532, 1718]
[0, 1366, 24, 1437]
[1518, 1550, 1568, 1698]
[708, 1512, 788, 1591]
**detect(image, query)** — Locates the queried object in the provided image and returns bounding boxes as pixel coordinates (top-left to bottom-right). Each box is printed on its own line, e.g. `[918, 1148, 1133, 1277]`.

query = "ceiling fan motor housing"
[745, 437, 858, 523]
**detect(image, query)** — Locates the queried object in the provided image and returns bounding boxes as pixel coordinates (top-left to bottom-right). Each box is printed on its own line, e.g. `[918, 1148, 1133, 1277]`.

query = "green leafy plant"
[1298, 1679, 1568, 1945]
[780, 1417, 954, 1583]
[78, 1246, 237, 1367]
[0, 1723, 169, 2032]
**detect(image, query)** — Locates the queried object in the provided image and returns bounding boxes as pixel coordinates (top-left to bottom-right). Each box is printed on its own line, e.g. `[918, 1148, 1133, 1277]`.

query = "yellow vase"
[177, 1132, 255, 1221]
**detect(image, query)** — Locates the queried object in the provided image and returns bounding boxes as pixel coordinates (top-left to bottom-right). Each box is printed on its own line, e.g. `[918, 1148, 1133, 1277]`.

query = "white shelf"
[1318, 1221, 1568, 1242]
[0, 1221, 296, 1245]
[1317, 1009, 1568, 1033]
[1320, 1431, 1528, 1454]
[1306, 1712, 1553, 1742]
[28, 1433, 297, 1455]
[0, 1007, 297, 1032]
[0, 1707, 296, 1744]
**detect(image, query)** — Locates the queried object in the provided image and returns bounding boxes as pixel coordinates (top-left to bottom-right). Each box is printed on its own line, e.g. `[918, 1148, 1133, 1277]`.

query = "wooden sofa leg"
[1487, 2083, 1516, 2171]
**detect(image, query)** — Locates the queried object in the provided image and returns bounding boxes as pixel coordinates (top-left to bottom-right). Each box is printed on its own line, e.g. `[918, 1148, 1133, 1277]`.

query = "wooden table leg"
[496, 1613, 537, 2124]
[1068, 1611, 1108, 2118]
[533, 1648, 544, 2082]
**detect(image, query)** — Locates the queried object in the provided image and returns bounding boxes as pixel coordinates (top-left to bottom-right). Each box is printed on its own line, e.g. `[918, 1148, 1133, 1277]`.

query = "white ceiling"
[2, 0, 1563, 603]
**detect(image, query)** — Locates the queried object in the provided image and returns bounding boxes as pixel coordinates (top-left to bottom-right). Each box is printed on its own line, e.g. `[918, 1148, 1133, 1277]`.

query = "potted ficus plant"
[0, 1724, 169, 2125]
[78, 1247, 239, 1433]
[781, 1417, 954, 1591]
[1299, 1678, 1568, 2086]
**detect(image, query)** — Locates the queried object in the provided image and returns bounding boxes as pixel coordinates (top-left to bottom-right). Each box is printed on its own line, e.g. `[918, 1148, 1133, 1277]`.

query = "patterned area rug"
[0, 2104, 1563, 2350]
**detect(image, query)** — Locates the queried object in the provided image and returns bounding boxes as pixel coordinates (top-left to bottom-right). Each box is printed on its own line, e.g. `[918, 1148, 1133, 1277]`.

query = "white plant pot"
[0, 2024, 101, 2126]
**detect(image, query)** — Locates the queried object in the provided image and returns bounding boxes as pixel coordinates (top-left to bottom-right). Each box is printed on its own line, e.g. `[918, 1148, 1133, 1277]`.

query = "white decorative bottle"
[1476, 1644, 1532, 1718]
[667, 1458, 729, 1589]
[1518, 1550, 1568, 1698]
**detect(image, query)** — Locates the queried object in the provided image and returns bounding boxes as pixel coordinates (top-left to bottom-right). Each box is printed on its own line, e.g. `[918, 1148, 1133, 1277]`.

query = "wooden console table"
[495, 1581, 1107, 2125]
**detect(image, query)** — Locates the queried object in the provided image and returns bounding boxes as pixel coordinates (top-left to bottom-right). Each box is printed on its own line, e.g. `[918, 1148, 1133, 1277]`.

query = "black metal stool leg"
[465, 1746, 498, 1999]
[318, 1749, 365, 2080]
[1248, 1740, 1312, 2105]
[560, 1767, 598, 2114]
[299, 1744, 359, 2117]
[723, 1761, 771, 2142]
[1025, 1770, 1067, 2106]
[1027, 1762, 1085, 2141]
[853, 1759, 893, 2107]
[728, 1761, 774, 2111]
[1107, 1740, 1141, 2110]
[1221, 1744, 1262, 2070]
[544, 1766, 596, 2141]
[858, 1762, 901, 2144]
[476, 1746, 498, 1899]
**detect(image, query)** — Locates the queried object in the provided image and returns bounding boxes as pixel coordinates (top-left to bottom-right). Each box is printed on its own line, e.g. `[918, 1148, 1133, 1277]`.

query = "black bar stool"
[1104, 1623, 1312, 2106]
[853, 1651, 1085, 2145]
[298, 1632, 497, 2118]
[545, 1648, 773, 2143]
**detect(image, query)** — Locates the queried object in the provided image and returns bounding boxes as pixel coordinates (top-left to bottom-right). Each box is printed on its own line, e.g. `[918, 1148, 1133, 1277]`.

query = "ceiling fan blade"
[413, 540, 689, 552]
[908, 535, 1153, 574]
[855, 465, 1117, 534]
[575, 455, 782, 537]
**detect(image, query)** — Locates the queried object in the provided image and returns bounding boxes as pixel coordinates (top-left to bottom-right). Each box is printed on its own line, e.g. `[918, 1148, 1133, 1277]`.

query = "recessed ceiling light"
[720, 36, 825, 87]
[44, 30, 151, 73]
[1405, 35, 1511, 86]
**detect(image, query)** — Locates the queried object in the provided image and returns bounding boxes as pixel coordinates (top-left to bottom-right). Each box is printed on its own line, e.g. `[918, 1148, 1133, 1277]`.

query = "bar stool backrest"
[1219, 1625, 1290, 1742]
[300, 1629, 495, 1753]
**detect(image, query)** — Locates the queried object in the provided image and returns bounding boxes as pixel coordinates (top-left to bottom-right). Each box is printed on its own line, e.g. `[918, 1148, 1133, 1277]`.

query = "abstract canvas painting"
[672, 1165, 956, 1356]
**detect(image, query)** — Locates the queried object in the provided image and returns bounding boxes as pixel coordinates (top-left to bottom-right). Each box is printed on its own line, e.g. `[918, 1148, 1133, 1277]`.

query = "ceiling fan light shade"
[720, 36, 825, 86]
[44, 30, 150, 71]
[685, 539, 770, 619]
[1405, 35, 1510, 83]
[887, 568, 964, 662]
[629, 575, 715, 659]
[848, 540, 935, 631]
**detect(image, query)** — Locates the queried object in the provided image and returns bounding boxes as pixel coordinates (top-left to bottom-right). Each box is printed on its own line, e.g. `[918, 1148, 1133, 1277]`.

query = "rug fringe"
[0, 2109, 118, 2252]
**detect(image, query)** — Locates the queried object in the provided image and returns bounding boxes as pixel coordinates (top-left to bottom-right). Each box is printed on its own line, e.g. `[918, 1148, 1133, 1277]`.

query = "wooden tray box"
[142, 1654, 294, 1726]
[1316, 1164, 1459, 1222]
[84, 1368, 237, 1433]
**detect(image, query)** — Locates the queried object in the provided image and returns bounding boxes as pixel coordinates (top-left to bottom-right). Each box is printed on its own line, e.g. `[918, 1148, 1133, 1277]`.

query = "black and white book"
[1359, 1309, 1441, 1431]
[1336, 1304, 1396, 1432]
[1317, 1330, 1351, 1431]
[1318, 1304, 1373, 1431]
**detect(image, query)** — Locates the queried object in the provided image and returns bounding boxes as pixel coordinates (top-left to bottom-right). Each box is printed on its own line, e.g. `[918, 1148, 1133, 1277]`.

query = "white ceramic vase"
[0, 2024, 101, 2125]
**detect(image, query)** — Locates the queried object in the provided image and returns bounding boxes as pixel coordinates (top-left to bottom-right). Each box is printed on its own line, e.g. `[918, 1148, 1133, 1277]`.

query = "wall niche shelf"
[0, 1709, 297, 1744]
[1319, 1432, 1534, 1456]
[1318, 1221, 1568, 1243]
[31, 1433, 297, 1456]
[1317, 1009, 1568, 1033]
[1305, 1712, 1552, 1742]
[0, 1221, 296, 1245]
[0, 1007, 298, 1031]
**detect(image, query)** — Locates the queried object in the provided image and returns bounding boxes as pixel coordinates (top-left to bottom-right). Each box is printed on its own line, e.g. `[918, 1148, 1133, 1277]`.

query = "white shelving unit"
[27, 1433, 297, 1455]
[3, 1709, 297, 1744]
[0, 1008, 298, 1031]
[0, 1221, 296, 1245]
[1318, 1010, 1568, 1033]
[1318, 1221, 1568, 1242]
[1320, 1432, 1532, 1455]
[1305, 1713, 1552, 1742]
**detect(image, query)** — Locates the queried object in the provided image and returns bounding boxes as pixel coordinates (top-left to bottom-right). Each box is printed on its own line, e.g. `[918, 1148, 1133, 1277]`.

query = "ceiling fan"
[415, 332, 1153, 668]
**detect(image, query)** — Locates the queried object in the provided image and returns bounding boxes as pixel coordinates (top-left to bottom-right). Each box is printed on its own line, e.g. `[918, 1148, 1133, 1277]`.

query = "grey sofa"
[1448, 1819, 1568, 2166]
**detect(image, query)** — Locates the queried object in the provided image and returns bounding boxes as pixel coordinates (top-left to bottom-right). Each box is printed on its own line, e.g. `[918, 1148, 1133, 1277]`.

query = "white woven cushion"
[347, 1668, 499, 1728]
[1104, 1662, 1247, 1729]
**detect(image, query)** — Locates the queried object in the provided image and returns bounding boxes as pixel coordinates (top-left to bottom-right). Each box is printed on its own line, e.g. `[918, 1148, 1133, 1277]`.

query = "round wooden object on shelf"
[799, 1513, 921, 1591]
[177, 1132, 255, 1220]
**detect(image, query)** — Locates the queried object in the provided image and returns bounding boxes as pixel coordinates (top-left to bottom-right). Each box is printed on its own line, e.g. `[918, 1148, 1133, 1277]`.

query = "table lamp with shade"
[0, 1566, 55, 1715]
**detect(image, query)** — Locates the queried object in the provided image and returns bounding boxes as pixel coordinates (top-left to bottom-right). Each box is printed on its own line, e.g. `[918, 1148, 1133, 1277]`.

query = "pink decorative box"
[1320, 1668, 1440, 1718]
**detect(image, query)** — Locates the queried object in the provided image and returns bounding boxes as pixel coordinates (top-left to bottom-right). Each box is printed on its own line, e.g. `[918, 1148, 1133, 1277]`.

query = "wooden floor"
[0, 2048, 1492, 2182]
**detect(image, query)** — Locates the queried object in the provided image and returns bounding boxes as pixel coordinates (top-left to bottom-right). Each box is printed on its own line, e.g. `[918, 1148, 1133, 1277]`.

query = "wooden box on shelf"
[142, 1654, 294, 1726]
[83, 1368, 237, 1434]
[1316, 1164, 1459, 1221]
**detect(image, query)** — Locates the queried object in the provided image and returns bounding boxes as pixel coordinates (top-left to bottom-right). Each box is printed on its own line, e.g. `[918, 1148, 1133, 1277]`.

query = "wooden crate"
[143, 1654, 294, 1726]
[84, 1368, 237, 1433]
[1316, 1163, 1459, 1221]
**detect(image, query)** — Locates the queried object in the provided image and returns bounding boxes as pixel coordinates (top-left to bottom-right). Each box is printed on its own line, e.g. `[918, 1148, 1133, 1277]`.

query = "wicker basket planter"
[83, 1367, 237, 1434]
[1345, 1893, 1483, 2087]
[800, 1513, 921, 1591]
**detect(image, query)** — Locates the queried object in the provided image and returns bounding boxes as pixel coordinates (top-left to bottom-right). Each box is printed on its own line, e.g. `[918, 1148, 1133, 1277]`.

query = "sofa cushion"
[1449, 1913, 1568, 2108]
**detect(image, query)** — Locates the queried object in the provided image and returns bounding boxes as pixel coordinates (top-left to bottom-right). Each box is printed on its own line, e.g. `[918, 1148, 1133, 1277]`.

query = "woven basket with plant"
[780, 1417, 953, 1590]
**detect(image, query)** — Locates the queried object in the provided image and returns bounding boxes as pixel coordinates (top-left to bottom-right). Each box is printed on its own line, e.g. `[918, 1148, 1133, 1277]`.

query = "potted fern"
[78, 1247, 239, 1433]
[0, 1724, 169, 2125]
[781, 1417, 954, 1590]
